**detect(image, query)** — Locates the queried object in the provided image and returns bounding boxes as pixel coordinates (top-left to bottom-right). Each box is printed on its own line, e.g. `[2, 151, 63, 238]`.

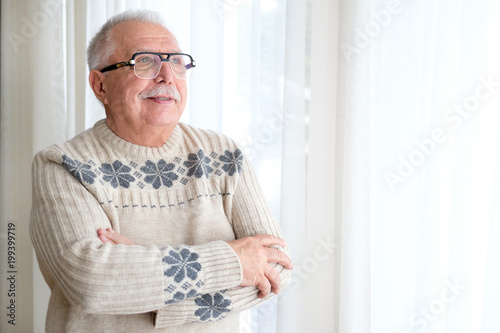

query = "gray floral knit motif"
[219, 149, 243, 176]
[62, 155, 97, 184]
[194, 292, 232, 321]
[165, 289, 198, 305]
[184, 150, 213, 179]
[140, 159, 178, 189]
[163, 248, 201, 282]
[99, 161, 135, 188]
[161, 247, 203, 305]
[60, 149, 243, 189]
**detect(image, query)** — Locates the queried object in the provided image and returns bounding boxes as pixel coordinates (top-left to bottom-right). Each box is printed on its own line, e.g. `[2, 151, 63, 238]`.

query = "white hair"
[87, 9, 170, 71]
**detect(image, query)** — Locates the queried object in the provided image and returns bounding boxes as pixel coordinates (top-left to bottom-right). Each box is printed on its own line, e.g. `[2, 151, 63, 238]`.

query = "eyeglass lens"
[134, 53, 192, 79]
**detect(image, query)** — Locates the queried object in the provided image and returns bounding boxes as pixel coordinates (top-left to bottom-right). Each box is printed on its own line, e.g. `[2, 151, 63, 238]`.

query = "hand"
[97, 228, 135, 245]
[227, 235, 293, 298]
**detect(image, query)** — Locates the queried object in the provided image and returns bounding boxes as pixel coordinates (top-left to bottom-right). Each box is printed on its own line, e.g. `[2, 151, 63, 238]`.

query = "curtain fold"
[275, 0, 307, 331]
[1, 1, 72, 332]
[337, 0, 500, 332]
[306, 1, 338, 331]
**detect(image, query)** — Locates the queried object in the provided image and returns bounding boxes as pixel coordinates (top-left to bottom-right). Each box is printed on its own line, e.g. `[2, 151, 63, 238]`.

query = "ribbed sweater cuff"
[194, 240, 242, 292]
[154, 300, 194, 327]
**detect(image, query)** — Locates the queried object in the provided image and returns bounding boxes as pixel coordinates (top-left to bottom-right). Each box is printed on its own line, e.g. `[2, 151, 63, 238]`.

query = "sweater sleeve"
[153, 149, 291, 327]
[29, 150, 242, 315]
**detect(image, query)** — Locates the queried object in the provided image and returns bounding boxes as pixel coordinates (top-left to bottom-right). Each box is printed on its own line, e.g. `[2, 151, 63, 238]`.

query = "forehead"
[111, 21, 181, 57]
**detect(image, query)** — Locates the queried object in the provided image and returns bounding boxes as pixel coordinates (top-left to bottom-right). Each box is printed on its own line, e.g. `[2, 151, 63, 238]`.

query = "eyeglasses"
[100, 52, 196, 79]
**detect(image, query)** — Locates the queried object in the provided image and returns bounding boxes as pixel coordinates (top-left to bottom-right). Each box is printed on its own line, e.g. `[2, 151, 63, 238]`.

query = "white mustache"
[138, 85, 181, 102]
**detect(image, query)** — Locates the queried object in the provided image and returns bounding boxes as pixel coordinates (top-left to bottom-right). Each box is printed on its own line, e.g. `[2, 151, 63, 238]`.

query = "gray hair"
[87, 9, 169, 71]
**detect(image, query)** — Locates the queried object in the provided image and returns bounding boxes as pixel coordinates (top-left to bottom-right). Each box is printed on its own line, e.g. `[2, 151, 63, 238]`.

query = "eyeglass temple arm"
[185, 61, 196, 70]
[100, 61, 134, 73]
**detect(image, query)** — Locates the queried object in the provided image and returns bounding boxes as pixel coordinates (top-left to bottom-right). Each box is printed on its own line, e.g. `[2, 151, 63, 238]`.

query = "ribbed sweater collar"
[93, 119, 182, 160]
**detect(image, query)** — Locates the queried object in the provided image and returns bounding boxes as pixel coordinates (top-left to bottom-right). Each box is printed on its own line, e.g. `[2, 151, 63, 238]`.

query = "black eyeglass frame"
[100, 52, 196, 79]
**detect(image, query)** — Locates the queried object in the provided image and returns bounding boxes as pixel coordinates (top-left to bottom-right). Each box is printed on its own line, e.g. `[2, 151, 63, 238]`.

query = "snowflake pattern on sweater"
[161, 246, 205, 306]
[61, 148, 243, 190]
[159, 248, 233, 320]
[194, 291, 232, 321]
[61, 155, 98, 184]
[141, 160, 179, 189]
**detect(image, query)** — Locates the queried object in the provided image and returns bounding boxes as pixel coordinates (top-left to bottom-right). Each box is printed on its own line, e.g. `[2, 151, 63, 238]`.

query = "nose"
[154, 61, 176, 84]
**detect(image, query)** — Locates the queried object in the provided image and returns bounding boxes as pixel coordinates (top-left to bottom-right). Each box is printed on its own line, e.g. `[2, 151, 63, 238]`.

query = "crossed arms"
[30, 146, 293, 327]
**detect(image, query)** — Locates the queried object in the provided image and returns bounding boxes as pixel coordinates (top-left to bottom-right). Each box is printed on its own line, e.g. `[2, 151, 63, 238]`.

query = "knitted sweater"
[30, 119, 290, 333]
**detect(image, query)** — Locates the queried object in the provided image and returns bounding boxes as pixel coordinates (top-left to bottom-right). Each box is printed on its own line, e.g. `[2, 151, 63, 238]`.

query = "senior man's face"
[92, 21, 188, 145]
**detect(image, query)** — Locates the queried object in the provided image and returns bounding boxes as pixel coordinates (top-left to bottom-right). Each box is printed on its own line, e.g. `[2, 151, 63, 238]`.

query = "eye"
[137, 55, 154, 64]
[170, 56, 184, 66]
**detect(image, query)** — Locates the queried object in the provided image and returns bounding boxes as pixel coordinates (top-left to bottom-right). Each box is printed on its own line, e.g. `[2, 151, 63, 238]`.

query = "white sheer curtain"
[336, 0, 500, 332]
[4, 0, 500, 332]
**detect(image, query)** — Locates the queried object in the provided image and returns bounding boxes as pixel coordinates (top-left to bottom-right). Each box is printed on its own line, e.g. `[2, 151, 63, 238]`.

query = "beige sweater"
[30, 119, 290, 333]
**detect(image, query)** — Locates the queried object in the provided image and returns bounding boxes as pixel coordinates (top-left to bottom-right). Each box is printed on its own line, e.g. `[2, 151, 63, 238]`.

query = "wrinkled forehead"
[111, 21, 181, 59]
[128, 36, 181, 55]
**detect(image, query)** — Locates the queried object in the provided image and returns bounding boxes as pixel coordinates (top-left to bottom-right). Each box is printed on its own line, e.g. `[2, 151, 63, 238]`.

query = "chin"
[145, 113, 182, 127]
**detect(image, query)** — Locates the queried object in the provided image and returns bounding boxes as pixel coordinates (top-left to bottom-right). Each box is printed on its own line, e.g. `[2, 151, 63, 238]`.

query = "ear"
[89, 70, 108, 104]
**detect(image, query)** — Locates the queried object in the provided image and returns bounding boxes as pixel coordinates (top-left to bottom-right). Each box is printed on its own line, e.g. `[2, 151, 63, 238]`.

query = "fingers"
[256, 266, 282, 298]
[97, 228, 113, 244]
[97, 228, 135, 245]
[104, 228, 134, 245]
[264, 247, 294, 269]
[264, 265, 281, 295]
[98, 234, 111, 244]
[228, 235, 293, 298]
[256, 277, 272, 299]
[255, 234, 287, 248]
[255, 234, 293, 268]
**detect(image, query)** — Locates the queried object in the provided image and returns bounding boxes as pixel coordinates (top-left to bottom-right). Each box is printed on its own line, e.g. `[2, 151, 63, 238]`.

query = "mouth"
[149, 96, 174, 101]
[145, 94, 178, 104]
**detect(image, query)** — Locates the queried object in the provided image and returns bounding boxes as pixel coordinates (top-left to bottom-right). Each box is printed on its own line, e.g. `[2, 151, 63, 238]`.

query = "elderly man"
[30, 9, 292, 333]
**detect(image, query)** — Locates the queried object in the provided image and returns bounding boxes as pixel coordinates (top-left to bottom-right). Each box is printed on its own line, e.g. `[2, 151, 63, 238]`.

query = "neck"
[105, 118, 175, 147]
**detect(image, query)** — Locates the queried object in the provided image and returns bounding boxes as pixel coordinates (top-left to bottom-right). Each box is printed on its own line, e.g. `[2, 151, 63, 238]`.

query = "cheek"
[116, 81, 145, 103]
[109, 88, 133, 106]
[113, 73, 146, 98]
[106, 84, 143, 113]
[178, 83, 188, 103]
